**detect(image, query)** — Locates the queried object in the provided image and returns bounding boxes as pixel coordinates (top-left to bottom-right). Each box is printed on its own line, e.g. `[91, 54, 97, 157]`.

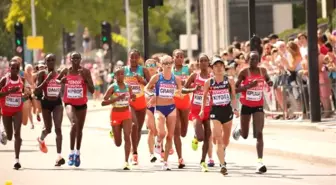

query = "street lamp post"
[306, 0, 321, 122]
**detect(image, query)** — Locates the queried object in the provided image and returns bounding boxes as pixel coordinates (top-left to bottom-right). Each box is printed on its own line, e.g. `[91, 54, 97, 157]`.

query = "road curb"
[230, 141, 336, 166]
[265, 120, 336, 133]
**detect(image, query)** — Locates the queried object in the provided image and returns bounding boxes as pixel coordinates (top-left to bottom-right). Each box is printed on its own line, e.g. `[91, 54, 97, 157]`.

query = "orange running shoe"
[37, 138, 48, 153]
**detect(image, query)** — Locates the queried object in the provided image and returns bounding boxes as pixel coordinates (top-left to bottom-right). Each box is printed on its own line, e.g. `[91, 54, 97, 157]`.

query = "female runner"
[35, 54, 65, 166]
[172, 49, 191, 168]
[57, 52, 94, 167]
[102, 67, 135, 170]
[124, 49, 150, 165]
[145, 55, 182, 170]
[200, 56, 239, 175]
[144, 59, 158, 162]
[233, 51, 273, 174]
[0, 59, 28, 169]
[183, 53, 212, 172]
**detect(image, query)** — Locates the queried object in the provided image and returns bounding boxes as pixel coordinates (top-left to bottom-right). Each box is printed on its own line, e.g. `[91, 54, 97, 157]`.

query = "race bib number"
[212, 92, 230, 105]
[246, 90, 262, 101]
[193, 94, 210, 106]
[5, 96, 21, 107]
[159, 84, 175, 98]
[47, 87, 61, 97]
[67, 88, 83, 99]
[130, 85, 141, 94]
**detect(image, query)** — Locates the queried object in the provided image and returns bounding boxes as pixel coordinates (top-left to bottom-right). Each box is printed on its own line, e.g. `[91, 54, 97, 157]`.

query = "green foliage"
[0, 0, 14, 57]
[4, 0, 172, 55]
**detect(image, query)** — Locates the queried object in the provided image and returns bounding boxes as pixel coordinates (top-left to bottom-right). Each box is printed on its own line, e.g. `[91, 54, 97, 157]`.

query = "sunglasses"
[146, 63, 156, 68]
[162, 62, 173, 66]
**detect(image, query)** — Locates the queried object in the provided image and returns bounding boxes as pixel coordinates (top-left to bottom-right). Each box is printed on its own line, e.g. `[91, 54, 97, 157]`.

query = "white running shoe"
[232, 124, 241, 140]
[162, 162, 171, 171]
[256, 162, 267, 174]
[0, 131, 7, 145]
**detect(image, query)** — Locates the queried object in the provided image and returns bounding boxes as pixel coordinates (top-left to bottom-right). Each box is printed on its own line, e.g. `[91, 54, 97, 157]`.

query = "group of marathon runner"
[0, 49, 273, 175]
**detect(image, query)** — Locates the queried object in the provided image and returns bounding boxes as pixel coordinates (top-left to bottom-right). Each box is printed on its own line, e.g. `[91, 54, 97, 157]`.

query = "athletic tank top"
[240, 68, 265, 107]
[43, 73, 62, 98]
[209, 75, 231, 106]
[173, 65, 189, 82]
[124, 66, 145, 98]
[155, 73, 176, 99]
[63, 73, 88, 105]
[111, 83, 130, 108]
[0, 76, 24, 112]
[191, 73, 210, 109]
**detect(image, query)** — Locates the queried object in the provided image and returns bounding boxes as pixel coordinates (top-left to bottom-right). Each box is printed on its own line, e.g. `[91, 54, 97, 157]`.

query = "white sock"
[75, 150, 80, 155]
[57, 153, 62, 158]
[15, 158, 19, 163]
[71, 150, 75, 154]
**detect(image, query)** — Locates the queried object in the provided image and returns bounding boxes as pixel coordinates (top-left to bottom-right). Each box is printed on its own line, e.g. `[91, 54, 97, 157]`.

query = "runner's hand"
[198, 110, 204, 119]
[248, 80, 258, 88]
[117, 94, 126, 100]
[60, 77, 67, 84]
[233, 109, 240, 118]
[8, 86, 20, 93]
[131, 94, 136, 101]
[267, 81, 273, 87]
[147, 96, 155, 107]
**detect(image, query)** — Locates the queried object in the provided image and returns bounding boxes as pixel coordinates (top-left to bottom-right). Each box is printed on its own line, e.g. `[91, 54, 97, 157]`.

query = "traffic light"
[250, 35, 262, 58]
[148, 0, 163, 8]
[101, 21, 112, 50]
[14, 22, 24, 55]
[65, 32, 75, 53]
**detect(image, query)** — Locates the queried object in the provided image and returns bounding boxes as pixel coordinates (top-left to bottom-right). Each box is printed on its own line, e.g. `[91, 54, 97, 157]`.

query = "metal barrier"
[262, 81, 336, 120]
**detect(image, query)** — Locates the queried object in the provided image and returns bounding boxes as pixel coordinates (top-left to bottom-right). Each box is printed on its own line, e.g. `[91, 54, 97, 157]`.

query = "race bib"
[116, 98, 129, 107]
[193, 94, 210, 106]
[246, 90, 262, 101]
[67, 87, 83, 99]
[212, 91, 230, 105]
[47, 87, 61, 97]
[130, 84, 141, 94]
[5, 96, 21, 107]
[159, 84, 175, 98]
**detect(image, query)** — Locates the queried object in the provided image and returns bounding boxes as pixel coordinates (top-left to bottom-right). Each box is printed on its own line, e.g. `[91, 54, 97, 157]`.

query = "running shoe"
[256, 162, 267, 174]
[68, 154, 75, 166]
[150, 154, 157, 163]
[0, 131, 7, 145]
[37, 138, 48, 153]
[13, 162, 21, 170]
[162, 162, 171, 171]
[232, 124, 241, 140]
[200, 162, 209, 172]
[123, 162, 131, 170]
[74, 154, 81, 167]
[132, 154, 138, 165]
[55, 158, 65, 167]
[207, 159, 215, 167]
[109, 130, 114, 139]
[178, 158, 185, 169]
[220, 164, 228, 175]
[191, 137, 198, 151]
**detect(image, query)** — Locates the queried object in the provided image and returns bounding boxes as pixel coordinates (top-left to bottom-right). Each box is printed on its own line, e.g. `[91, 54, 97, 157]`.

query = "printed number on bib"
[47, 87, 61, 97]
[193, 94, 210, 106]
[246, 90, 262, 101]
[212, 93, 230, 105]
[67, 88, 83, 98]
[130, 85, 141, 94]
[5, 96, 21, 107]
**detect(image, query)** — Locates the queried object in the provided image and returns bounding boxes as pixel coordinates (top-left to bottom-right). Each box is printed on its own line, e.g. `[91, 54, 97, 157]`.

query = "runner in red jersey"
[56, 52, 94, 167]
[34, 54, 65, 166]
[0, 59, 29, 169]
[183, 53, 211, 172]
[233, 51, 273, 174]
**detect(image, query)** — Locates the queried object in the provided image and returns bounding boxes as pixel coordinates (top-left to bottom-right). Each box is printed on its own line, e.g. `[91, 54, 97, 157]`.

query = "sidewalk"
[265, 117, 336, 133]
[229, 118, 336, 166]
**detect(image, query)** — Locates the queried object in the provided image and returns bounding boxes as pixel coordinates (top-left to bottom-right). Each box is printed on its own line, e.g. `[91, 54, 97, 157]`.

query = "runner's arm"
[201, 79, 210, 111]
[56, 68, 68, 84]
[34, 71, 48, 93]
[0, 77, 9, 97]
[101, 85, 118, 106]
[143, 67, 151, 84]
[229, 78, 238, 110]
[235, 69, 249, 93]
[144, 74, 159, 97]
[182, 72, 197, 94]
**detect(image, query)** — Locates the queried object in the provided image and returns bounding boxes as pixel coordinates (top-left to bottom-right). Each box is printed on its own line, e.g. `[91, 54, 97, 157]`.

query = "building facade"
[200, 0, 301, 55]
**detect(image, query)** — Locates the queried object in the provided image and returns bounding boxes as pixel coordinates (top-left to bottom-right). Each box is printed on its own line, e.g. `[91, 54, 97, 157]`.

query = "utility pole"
[31, 0, 37, 63]
[306, 0, 321, 122]
[248, 0, 256, 39]
[143, 0, 149, 60]
[186, 0, 192, 59]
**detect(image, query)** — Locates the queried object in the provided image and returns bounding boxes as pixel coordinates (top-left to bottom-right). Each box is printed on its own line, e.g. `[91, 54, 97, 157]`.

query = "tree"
[0, 0, 14, 57]
[4, 0, 172, 55]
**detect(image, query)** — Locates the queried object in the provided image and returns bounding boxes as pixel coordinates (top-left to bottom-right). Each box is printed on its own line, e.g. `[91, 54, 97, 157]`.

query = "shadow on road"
[0, 149, 38, 153]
